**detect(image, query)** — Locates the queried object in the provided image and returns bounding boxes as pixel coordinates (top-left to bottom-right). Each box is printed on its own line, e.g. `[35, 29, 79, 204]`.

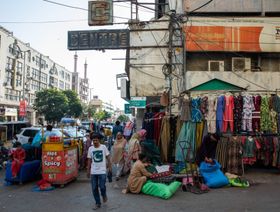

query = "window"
[31, 80, 39, 91]
[6, 57, 13, 71]
[65, 83, 70, 90]
[16, 61, 23, 73]
[59, 70, 65, 79]
[32, 68, 40, 80]
[16, 75, 22, 87]
[5, 89, 20, 101]
[41, 73, 47, 83]
[59, 80, 64, 90]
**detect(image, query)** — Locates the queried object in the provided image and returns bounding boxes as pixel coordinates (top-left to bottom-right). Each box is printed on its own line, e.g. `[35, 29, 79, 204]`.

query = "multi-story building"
[124, 0, 280, 124]
[0, 26, 73, 124]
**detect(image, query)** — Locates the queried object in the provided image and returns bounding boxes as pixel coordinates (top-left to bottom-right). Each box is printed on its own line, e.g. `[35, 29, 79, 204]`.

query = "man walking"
[87, 133, 112, 210]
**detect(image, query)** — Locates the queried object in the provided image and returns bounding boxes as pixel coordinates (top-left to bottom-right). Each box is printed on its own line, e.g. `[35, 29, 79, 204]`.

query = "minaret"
[74, 51, 78, 73]
[84, 59, 87, 79]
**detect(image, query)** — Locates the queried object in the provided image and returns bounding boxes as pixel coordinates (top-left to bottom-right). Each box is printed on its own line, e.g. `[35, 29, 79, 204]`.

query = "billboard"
[88, 0, 113, 26]
[184, 17, 280, 52]
[68, 29, 129, 50]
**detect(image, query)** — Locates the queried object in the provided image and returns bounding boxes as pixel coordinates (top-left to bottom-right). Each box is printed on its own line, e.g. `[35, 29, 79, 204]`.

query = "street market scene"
[1, 0, 280, 211]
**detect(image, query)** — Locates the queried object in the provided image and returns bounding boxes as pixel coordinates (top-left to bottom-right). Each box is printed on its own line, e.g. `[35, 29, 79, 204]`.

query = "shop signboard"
[68, 29, 129, 50]
[124, 103, 131, 114]
[129, 97, 146, 108]
[184, 17, 280, 52]
[42, 151, 64, 174]
[88, 0, 113, 26]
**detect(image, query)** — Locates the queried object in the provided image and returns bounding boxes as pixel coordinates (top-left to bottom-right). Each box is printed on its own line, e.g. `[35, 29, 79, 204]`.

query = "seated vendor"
[123, 153, 152, 194]
[196, 133, 219, 165]
[10, 141, 26, 178]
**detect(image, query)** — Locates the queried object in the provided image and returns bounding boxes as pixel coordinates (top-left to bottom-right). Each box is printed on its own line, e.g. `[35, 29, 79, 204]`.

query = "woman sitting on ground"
[123, 153, 152, 194]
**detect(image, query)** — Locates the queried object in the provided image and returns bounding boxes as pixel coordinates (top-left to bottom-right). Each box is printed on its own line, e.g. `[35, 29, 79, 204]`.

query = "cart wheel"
[60, 184, 65, 188]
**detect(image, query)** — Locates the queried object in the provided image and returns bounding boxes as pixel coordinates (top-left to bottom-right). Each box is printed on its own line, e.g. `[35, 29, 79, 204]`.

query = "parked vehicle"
[15, 127, 41, 145]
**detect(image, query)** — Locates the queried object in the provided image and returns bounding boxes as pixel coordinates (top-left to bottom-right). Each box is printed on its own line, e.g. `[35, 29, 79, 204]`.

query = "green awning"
[189, 78, 245, 91]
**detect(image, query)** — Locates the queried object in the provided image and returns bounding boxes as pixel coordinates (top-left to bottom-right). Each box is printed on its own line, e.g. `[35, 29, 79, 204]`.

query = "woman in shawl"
[128, 133, 141, 163]
[111, 132, 127, 181]
[137, 129, 147, 141]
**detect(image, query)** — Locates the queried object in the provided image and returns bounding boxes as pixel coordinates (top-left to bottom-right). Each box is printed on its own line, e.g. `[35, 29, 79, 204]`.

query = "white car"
[15, 127, 41, 145]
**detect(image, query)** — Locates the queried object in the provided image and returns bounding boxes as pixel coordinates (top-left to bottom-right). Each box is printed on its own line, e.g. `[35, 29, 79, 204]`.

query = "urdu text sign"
[68, 29, 129, 50]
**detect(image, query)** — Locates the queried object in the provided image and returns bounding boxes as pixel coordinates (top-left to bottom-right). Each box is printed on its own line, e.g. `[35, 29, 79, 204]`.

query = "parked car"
[15, 127, 41, 145]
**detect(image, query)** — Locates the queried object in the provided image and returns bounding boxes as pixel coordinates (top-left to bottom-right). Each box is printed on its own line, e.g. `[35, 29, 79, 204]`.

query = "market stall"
[42, 136, 78, 187]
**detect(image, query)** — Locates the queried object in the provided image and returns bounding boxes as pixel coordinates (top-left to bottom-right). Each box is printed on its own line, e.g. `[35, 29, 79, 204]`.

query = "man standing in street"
[87, 133, 112, 210]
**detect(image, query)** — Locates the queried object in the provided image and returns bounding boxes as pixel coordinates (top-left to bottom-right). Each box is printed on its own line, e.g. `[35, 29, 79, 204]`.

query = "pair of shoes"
[92, 204, 101, 210]
[102, 196, 108, 203]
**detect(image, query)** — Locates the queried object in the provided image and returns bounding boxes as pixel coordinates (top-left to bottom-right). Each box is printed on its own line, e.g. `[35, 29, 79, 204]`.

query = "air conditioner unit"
[232, 57, 251, 71]
[208, 61, 224, 72]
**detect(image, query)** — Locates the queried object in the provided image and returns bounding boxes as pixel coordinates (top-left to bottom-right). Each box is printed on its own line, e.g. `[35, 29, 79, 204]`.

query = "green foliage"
[117, 114, 129, 122]
[62, 90, 83, 118]
[33, 89, 68, 123]
[93, 110, 111, 122]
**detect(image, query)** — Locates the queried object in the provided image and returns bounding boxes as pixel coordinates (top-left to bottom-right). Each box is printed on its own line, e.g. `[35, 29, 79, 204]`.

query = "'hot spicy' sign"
[42, 151, 64, 173]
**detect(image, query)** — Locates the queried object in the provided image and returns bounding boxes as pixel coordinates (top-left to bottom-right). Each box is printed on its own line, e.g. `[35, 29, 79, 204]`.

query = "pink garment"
[137, 129, 147, 141]
[223, 95, 234, 132]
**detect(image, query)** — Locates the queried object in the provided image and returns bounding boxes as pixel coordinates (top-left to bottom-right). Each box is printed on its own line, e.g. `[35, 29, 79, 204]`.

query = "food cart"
[42, 136, 78, 187]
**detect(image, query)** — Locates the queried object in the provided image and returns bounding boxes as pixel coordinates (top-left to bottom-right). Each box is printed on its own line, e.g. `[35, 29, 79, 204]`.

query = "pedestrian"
[112, 120, 123, 141]
[122, 153, 152, 194]
[87, 133, 112, 210]
[10, 141, 26, 178]
[128, 132, 141, 164]
[111, 132, 127, 181]
[81, 133, 92, 170]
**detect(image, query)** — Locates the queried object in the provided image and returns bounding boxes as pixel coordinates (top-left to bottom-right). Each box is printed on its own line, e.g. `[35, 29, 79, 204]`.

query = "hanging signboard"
[124, 103, 131, 114]
[19, 100, 27, 116]
[129, 97, 146, 108]
[68, 29, 129, 50]
[88, 0, 113, 26]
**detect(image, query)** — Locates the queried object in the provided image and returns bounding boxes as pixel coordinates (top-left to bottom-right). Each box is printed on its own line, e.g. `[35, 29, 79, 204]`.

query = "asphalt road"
[0, 168, 280, 212]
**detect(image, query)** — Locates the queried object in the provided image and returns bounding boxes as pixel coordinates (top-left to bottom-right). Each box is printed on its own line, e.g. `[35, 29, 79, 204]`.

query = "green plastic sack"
[141, 180, 181, 199]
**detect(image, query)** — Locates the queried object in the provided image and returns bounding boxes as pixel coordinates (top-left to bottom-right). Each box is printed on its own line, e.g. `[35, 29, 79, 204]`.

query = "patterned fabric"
[215, 137, 228, 170]
[180, 97, 192, 121]
[242, 95, 255, 131]
[200, 96, 208, 120]
[260, 96, 271, 132]
[252, 95, 261, 132]
[233, 95, 243, 133]
[227, 136, 242, 175]
[205, 95, 217, 133]
[191, 98, 203, 123]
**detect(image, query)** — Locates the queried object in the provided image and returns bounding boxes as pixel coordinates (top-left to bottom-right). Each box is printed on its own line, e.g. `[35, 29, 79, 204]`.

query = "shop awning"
[189, 78, 245, 91]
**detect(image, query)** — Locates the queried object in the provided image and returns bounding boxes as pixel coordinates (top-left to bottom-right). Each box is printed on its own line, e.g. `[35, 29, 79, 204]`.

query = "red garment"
[223, 95, 234, 132]
[11, 148, 25, 177]
[153, 112, 165, 145]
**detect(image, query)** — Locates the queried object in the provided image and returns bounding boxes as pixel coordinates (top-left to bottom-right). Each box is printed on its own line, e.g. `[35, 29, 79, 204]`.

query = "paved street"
[0, 168, 280, 212]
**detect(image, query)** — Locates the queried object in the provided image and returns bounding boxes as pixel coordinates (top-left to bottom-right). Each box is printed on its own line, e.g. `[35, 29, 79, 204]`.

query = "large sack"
[199, 160, 229, 188]
[141, 180, 181, 199]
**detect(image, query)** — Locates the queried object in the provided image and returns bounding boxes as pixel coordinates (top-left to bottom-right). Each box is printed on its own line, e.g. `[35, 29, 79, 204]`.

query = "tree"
[33, 89, 68, 124]
[117, 114, 129, 123]
[62, 90, 82, 118]
[93, 110, 111, 122]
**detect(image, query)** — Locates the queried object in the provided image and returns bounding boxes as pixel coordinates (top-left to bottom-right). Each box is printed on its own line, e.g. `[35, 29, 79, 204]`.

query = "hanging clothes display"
[191, 97, 203, 123]
[216, 95, 225, 133]
[223, 94, 234, 132]
[260, 96, 271, 132]
[252, 95, 261, 132]
[242, 95, 255, 132]
[175, 122, 196, 162]
[179, 96, 192, 121]
[206, 95, 217, 133]
[233, 95, 243, 133]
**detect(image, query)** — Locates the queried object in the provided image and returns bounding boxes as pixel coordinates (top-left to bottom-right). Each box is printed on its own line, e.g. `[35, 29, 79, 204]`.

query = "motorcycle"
[0, 141, 9, 170]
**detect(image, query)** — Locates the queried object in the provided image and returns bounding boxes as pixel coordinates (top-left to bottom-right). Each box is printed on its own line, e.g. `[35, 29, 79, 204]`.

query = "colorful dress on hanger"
[223, 95, 234, 132]
[242, 136, 257, 165]
[242, 95, 255, 132]
[260, 96, 271, 132]
[252, 95, 261, 132]
[227, 136, 242, 175]
[271, 95, 280, 133]
[200, 96, 208, 120]
[216, 95, 225, 133]
[233, 95, 243, 133]
[269, 96, 278, 133]
[205, 95, 217, 133]
[191, 98, 202, 123]
[179, 97, 192, 121]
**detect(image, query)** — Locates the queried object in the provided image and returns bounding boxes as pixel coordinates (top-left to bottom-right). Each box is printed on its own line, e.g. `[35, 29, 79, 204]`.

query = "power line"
[188, 0, 214, 13]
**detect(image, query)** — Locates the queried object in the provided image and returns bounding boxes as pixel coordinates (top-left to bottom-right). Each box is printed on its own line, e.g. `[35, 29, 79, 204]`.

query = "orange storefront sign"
[183, 17, 280, 52]
[185, 26, 263, 52]
[19, 100, 27, 116]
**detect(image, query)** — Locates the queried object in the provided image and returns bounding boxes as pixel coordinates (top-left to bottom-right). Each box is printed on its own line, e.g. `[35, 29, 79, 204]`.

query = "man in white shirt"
[87, 133, 112, 210]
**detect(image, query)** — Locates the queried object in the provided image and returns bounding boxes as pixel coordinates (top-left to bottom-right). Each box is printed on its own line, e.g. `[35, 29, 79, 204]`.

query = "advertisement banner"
[19, 100, 27, 116]
[184, 17, 280, 52]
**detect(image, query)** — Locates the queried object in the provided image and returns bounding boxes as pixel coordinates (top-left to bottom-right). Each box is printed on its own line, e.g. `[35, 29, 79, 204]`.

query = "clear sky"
[0, 0, 154, 109]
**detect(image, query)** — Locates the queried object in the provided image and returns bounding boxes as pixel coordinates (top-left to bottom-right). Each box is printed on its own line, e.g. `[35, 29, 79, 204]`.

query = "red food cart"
[42, 137, 78, 187]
